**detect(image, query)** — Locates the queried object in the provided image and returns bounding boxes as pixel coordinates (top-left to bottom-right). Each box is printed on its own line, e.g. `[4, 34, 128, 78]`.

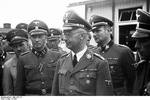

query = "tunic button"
[70, 90, 73, 93]
[41, 89, 47, 94]
[70, 82, 74, 85]
[42, 82, 44, 84]
[71, 75, 74, 77]
[87, 75, 90, 77]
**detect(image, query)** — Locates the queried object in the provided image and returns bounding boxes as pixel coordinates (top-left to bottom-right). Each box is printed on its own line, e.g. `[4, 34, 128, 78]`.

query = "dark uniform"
[3, 29, 29, 95]
[51, 10, 114, 96]
[0, 36, 7, 95]
[16, 23, 28, 31]
[89, 15, 136, 95]
[16, 23, 32, 50]
[47, 28, 66, 55]
[0, 47, 6, 95]
[14, 20, 61, 95]
[132, 9, 150, 95]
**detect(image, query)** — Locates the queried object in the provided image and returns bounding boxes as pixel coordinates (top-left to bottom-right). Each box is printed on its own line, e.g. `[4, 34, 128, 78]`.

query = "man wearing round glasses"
[51, 10, 114, 96]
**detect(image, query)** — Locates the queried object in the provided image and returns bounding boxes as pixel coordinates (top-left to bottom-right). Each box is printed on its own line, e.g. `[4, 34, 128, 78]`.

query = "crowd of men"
[0, 8, 150, 96]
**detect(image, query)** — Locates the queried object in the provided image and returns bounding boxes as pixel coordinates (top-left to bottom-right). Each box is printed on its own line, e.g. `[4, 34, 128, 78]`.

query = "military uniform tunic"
[51, 49, 114, 96]
[94, 41, 136, 95]
[133, 60, 150, 95]
[14, 47, 61, 95]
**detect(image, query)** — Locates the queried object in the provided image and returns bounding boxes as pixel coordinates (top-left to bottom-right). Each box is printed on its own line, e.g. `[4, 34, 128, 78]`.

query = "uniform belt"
[25, 89, 51, 95]
[113, 82, 124, 89]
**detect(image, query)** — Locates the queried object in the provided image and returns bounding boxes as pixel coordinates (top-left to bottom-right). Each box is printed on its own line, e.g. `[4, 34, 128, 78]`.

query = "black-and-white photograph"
[0, 0, 150, 99]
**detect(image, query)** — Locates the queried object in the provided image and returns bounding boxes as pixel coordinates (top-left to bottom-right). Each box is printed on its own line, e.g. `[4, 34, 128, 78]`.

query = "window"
[119, 7, 142, 21]
[118, 7, 142, 52]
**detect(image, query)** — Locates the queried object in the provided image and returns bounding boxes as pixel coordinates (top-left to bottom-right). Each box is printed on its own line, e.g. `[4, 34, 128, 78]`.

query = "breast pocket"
[47, 60, 56, 71]
[24, 65, 36, 78]
[79, 71, 96, 89]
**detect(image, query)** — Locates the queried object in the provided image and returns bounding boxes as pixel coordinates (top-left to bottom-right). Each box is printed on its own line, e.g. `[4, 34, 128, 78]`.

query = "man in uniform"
[0, 35, 6, 95]
[16, 23, 32, 49]
[89, 15, 136, 95]
[1, 23, 30, 65]
[47, 28, 66, 55]
[3, 29, 30, 95]
[87, 32, 97, 50]
[132, 9, 150, 95]
[51, 10, 114, 96]
[16, 23, 28, 31]
[14, 20, 61, 95]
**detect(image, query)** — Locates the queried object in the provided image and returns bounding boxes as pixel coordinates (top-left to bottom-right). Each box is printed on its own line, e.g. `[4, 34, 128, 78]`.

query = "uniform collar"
[71, 46, 87, 62]
[100, 40, 114, 53]
[32, 47, 47, 57]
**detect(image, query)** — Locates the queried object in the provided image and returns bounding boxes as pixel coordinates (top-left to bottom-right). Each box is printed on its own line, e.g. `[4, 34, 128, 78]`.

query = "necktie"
[73, 54, 78, 67]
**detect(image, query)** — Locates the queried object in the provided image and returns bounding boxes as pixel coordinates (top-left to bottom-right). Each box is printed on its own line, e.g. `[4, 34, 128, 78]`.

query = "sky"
[0, 0, 85, 29]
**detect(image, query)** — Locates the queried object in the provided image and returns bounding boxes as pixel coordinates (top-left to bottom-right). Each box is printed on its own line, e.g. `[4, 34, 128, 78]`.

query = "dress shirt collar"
[71, 46, 87, 62]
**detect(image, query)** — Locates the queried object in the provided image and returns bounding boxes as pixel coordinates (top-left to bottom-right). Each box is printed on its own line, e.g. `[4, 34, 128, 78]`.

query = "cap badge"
[86, 53, 92, 59]
[33, 21, 40, 25]
[65, 19, 68, 23]
[35, 26, 39, 30]
[65, 12, 72, 18]
[13, 36, 22, 39]
[20, 25, 24, 28]
[50, 30, 54, 32]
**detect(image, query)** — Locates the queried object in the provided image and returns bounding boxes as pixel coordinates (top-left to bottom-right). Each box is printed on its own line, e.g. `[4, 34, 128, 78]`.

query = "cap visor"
[10, 39, 27, 46]
[132, 30, 150, 38]
[48, 36, 60, 40]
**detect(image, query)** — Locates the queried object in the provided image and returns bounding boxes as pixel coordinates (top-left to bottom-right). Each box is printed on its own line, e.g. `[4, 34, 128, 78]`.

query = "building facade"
[0, 23, 12, 38]
[68, 0, 150, 52]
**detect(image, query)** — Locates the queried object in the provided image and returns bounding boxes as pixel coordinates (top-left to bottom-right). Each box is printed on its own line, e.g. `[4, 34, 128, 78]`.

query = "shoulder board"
[7, 52, 15, 54]
[20, 51, 30, 56]
[60, 53, 69, 59]
[93, 53, 105, 60]
[118, 44, 128, 48]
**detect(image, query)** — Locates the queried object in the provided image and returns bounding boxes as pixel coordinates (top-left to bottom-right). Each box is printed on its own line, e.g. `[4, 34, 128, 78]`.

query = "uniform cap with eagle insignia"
[28, 20, 49, 36]
[89, 15, 114, 31]
[48, 28, 62, 40]
[16, 23, 28, 31]
[132, 9, 150, 38]
[63, 10, 92, 31]
[6, 29, 28, 46]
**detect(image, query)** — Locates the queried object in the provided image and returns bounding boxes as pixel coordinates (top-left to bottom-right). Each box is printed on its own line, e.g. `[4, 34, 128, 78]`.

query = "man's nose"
[16, 46, 22, 51]
[92, 32, 97, 37]
[35, 37, 40, 41]
[63, 35, 68, 41]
